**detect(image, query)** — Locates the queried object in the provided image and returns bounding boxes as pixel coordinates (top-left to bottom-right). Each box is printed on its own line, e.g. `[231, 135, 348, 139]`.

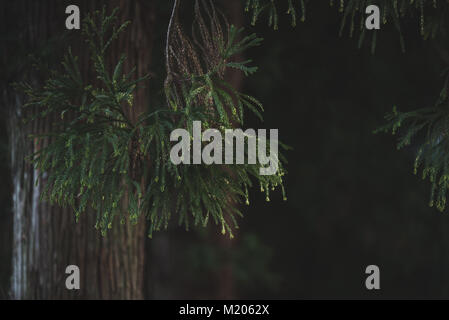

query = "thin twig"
[166, 0, 179, 76]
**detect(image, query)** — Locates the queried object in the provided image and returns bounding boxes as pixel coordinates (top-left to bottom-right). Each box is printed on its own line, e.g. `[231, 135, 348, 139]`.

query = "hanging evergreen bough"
[245, 0, 307, 28]
[165, 0, 265, 126]
[375, 69, 449, 212]
[246, 0, 449, 53]
[335, 0, 449, 53]
[19, 4, 288, 239]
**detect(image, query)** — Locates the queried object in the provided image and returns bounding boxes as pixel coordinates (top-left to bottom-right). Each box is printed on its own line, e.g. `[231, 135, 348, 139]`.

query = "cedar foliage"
[246, 0, 449, 52]
[247, 0, 449, 213]
[375, 70, 449, 212]
[20, 2, 287, 239]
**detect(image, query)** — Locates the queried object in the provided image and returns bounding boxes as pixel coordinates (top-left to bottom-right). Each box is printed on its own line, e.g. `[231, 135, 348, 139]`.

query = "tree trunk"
[5, 0, 155, 299]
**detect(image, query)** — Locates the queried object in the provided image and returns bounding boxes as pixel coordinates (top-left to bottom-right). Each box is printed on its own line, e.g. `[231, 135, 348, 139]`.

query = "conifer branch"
[19, 4, 288, 239]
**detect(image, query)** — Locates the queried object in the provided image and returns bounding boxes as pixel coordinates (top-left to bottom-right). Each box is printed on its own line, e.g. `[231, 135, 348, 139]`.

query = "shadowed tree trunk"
[4, 0, 155, 299]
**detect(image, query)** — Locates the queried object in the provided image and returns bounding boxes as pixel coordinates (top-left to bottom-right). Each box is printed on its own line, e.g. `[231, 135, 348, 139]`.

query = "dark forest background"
[1, 1, 449, 299]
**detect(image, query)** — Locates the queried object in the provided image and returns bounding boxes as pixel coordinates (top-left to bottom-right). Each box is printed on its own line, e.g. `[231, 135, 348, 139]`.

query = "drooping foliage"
[246, 0, 449, 52]
[332, 0, 449, 53]
[245, 0, 307, 28]
[375, 70, 449, 212]
[246, 0, 449, 213]
[20, 2, 287, 239]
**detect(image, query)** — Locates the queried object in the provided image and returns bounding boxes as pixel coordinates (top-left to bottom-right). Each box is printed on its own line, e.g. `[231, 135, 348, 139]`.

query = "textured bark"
[5, 0, 155, 299]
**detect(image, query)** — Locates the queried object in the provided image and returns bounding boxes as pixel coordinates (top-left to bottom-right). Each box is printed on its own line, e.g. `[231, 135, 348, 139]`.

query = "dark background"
[1, 1, 449, 299]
